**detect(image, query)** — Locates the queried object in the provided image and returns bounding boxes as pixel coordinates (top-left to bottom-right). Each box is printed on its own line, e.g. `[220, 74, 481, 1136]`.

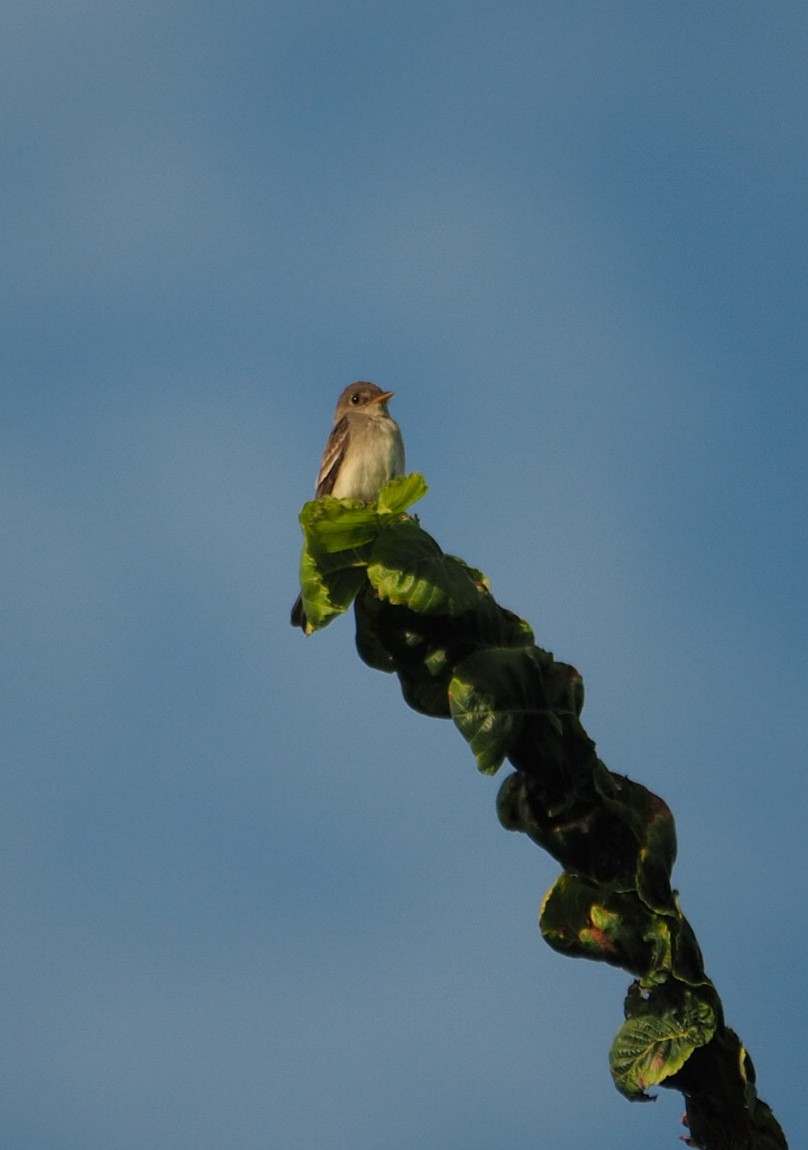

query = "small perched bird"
[291, 381, 405, 628]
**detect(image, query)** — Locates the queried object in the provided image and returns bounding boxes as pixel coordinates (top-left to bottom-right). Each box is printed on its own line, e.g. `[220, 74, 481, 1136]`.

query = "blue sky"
[3, 4, 806, 1147]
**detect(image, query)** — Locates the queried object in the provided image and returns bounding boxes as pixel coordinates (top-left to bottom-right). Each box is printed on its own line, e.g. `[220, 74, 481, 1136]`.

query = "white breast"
[331, 414, 405, 501]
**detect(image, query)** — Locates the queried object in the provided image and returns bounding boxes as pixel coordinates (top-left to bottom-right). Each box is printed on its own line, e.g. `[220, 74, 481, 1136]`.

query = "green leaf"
[368, 518, 486, 616]
[299, 497, 381, 554]
[635, 792, 679, 914]
[353, 587, 455, 717]
[590, 773, 678, 914]
[541, 874, 622, 960]
[294, 474, 428, 632]
[540, 873, 658, 974]
[449, 647, 546, 774]
[610, 988, 717, 1100]
[297, 545, 367, 634]
[669, 905, 707, 987]
[375, 472, 428, 515]
[297, 473, 426, 556]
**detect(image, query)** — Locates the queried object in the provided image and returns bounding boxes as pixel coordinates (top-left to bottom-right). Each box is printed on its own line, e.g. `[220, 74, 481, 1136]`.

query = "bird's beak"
[373, 390, 394, 404]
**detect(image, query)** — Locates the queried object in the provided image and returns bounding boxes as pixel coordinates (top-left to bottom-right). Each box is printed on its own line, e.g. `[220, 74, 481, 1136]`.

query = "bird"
[290, 381, 405, 628]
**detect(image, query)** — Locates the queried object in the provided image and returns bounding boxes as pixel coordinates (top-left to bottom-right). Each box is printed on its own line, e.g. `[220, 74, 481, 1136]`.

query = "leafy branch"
[293, 474, 787, 1150]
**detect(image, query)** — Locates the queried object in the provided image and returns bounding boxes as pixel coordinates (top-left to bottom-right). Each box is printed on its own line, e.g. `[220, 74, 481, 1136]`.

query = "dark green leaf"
[449, 647, 546, 775]
[540, 873, 658, 974]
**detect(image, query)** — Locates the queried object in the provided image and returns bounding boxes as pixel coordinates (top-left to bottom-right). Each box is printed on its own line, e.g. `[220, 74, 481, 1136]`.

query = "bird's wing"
[315, 416, 350, 497]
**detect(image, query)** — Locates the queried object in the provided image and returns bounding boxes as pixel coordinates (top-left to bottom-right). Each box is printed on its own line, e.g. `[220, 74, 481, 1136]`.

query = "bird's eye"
[350, 392, 361, 405]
